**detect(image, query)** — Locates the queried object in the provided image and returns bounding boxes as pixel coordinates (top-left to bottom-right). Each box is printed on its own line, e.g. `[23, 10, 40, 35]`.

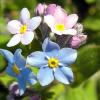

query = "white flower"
[7, 8, 41, 47]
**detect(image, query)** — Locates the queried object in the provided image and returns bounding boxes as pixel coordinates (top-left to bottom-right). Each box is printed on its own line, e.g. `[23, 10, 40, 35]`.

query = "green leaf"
[0, 34, 10, 44]
[75, 45, 100, 80]
[85, 0, 96, 4]
[56, 71, 99, 100]
[0, 73, 15, 87]
[84, 16, 100, 31]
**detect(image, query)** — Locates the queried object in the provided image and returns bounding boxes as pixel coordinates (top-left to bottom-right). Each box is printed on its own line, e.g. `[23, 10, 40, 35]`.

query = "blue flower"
[0, 49, 37, 95]
[27, 38, 77, 86]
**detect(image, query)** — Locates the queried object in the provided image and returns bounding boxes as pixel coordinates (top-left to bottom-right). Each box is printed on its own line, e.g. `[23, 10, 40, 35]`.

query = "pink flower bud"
[69, 34, 87, 48]
[35, 3, 47, 16]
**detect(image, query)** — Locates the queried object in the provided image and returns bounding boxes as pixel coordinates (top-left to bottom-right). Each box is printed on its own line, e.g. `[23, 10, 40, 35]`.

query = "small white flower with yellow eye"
[7, 8, 41, 47]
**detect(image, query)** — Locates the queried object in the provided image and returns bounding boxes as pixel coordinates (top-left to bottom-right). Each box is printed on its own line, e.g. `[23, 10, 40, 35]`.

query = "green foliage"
[75, 45, 100, 81]
[0, 73, 15, 86]
[58, 81, 97, 100]
[85, 0, 96, 4]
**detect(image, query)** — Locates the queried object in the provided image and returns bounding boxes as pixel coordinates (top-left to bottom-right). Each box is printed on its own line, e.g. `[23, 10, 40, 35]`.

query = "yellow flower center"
[12, 64, 20, 75]
[20, 24, 27, 34]
[55, 24, 65, 31]
[48, 58, 59, 68]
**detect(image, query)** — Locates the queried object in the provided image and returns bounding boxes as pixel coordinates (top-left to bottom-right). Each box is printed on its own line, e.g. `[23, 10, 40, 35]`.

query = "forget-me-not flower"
[0, 49, 37, 95]
[27, 38, 77, 86]
[44, 6, 78, 35]
[7, 8, 41, 47]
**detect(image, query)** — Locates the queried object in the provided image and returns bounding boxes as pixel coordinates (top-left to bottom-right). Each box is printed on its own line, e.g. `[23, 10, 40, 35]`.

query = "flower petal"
[28, 16, 41, 30]
[58, 48, 77, 65]
[5, 63, 16, 77]
[21, 31, 34, 45]
[21, 68, 37, 85]
[51, 27, 62, 35]
[54, 6, 67, 24]
[27, 51, 47, 68]
[20, 8, 30, 24]
[7, 34, 21, 47]
[60, 66, 74, 82]
[42, 38, 60, 52]
[18, 78, 26, 95]
[46, 4, 56, 15]
[37, 67, 54, 86]
[44, 15, 55, 27]
[0, 49, 14, 63]
[46, 49, 58, 58]
[54, 68, 69, 84]
[65, 14, 78, 29]
[14, 49, 26, 69]
[63, 29, 77, 35]
[7, 20, 21, 34]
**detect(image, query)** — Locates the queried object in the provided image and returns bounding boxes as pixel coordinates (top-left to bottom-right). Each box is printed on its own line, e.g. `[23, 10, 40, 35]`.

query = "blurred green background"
[0, 0, 100, 100]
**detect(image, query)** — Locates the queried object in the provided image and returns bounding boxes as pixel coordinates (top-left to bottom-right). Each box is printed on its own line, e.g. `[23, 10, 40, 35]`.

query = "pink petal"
[20, 8, 30, 24]
[7, 20, 21, 34]
[28, 16, 41, 30]
[65, 14, 78, 29]
[54, 6, 67, 24]
[7, 34, 21, 47]
[21, 31, 34, 45]
[46, 4, 57, 15]
[63, 29, 77, 35]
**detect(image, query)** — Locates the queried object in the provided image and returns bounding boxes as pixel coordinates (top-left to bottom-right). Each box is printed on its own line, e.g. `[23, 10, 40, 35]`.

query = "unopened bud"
[35, 3, 47, 16]
[68, 34, 87, 48]
[74, 23, 83, 34]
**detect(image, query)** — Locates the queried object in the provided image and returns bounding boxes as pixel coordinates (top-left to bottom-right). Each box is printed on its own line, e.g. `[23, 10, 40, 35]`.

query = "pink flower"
[44, 6, 78, 35]
[7, 8, 41, 47]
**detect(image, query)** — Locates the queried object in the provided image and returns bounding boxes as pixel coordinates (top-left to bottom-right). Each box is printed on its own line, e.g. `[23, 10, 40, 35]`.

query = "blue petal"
[42, 38, 60, 52]
[27, 51, 47, 68]
[18, 77, 26, 95]
[54, 68, 69, 84]
[60, 66, 74, 82]
[58, 48, 77, 65]
[37, 67, 54, 86]
[21, 68, 37, 85]
[0, 49, 14, 64]
[27, 72, 37, 85]
[5, 63, 16, 77]
[14, 49, 26, 68]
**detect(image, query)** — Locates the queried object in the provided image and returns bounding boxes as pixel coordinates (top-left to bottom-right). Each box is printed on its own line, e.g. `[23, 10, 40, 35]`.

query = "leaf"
[85, 0, 96, 4]
[84, 16, 100, 31]
[56, 71, 99, 100]
[75, 45, 100, 80]
[0, 73, 15, 87]
[0, 34, 11, 45]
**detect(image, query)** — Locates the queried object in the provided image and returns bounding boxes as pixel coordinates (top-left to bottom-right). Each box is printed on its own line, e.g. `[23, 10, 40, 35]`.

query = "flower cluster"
[0, 3, 87, 96]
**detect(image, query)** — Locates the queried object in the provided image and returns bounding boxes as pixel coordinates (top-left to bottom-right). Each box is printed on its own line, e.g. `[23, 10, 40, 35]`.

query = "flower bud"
[35, 3, 47, 16]
[74, 23, 83, 34]
[9, 82, 19, 96]
[68, 34, 87, 48]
